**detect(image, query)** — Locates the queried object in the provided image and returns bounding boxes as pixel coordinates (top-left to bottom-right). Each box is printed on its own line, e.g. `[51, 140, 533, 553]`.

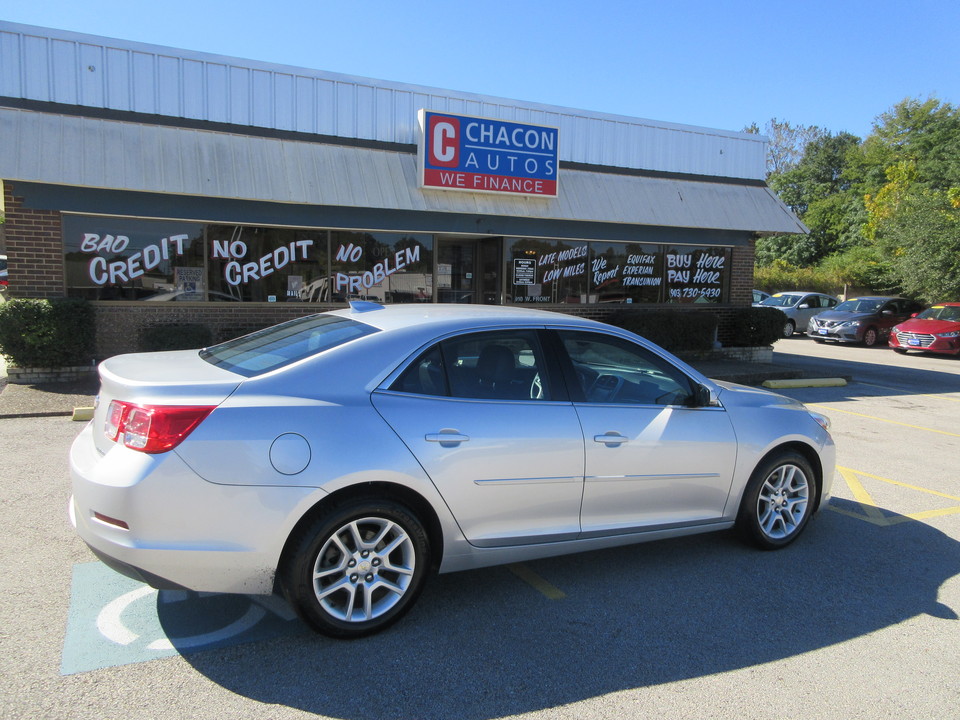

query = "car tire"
[737, 451, 817, 550]
[281, 499, 431, 638]
[893, 347, 908, 355]
[783, 320, 796, 338]
[863, 327, 879, 347]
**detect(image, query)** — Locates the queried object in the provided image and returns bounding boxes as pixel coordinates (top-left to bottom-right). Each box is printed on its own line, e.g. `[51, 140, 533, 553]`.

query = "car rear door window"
[393, 330, 551, 401]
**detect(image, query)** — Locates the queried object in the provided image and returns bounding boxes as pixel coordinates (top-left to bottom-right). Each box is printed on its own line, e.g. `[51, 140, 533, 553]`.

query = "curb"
[762, 378, 848, 389]
[72, 407, 95, 422]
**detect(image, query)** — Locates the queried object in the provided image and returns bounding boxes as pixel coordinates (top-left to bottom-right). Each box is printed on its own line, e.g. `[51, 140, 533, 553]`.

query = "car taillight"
[104, 401, 215, 453]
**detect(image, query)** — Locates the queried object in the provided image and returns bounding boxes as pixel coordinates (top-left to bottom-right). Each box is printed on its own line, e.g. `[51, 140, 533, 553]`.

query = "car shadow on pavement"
[773, 348, 960, 399]
[176, 498, 959, 720]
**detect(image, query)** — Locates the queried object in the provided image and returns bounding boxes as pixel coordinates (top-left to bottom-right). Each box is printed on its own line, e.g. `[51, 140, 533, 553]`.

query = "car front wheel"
[737, 451, 816, 550]
[281, 499, 430, 638]
[863, 327, 879, 347]
[783, 320, 796, 338]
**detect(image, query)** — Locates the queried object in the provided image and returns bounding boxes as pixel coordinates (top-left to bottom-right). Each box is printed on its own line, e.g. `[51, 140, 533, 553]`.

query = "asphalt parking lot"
[2, 337, 958, 720]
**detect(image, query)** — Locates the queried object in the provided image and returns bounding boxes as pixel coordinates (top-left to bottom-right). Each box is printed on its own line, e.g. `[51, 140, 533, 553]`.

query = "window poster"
[588, 243, 664, 304]
[663, 246, 730, 304]
[508, 238, 587, 303]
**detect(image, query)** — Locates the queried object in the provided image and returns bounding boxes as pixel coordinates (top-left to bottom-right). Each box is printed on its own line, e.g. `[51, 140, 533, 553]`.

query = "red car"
[889, 303, 960, 356]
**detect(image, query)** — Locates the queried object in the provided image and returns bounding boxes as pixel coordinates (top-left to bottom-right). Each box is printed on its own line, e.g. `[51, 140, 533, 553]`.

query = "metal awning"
[0, 107, 806, 234]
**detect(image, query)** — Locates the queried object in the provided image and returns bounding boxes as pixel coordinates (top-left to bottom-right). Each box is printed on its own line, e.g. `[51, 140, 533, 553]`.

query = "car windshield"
[760, 295, 801, 308]
[917, 305, 960, 322]
[200, 314, 378, 377]
[835, 299, 883, 313]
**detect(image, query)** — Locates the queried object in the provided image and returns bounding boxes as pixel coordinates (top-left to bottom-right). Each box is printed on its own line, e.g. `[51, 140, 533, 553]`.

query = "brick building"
[0, 22, 804, 359]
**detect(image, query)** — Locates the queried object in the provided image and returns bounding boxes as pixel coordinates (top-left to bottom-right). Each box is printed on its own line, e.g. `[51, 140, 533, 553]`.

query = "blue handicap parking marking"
[61, 562, 307, 675]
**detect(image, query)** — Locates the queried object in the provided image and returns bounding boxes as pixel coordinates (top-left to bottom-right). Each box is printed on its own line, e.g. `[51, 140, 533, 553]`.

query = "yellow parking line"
[837, 467, 888, 524]
[832, 466, 960, 526]
[808, 404, 960, 438]
[507, 564, 566, 600]
[842, 469, 960, 503]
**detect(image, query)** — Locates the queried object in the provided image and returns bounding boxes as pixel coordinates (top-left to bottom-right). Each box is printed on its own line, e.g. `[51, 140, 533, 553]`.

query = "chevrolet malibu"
[70, 303, 835, 638]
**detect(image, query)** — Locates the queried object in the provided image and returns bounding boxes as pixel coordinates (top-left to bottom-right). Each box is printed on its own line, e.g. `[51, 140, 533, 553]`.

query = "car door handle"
[594, 432, 629, 446]
[425, 429, 470, 446]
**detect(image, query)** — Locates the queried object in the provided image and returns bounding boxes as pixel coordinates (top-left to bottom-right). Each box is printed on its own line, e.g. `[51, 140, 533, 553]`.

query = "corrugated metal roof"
[0, 107, 806, 234]
[0, 21, 769, 181]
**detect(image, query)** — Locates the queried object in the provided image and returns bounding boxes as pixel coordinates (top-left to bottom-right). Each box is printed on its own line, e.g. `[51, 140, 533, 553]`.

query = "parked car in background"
[757, 291, 839, 337]
[808, 296, 924, 347]
[889, 303, 960, 356]
[0, 254, 8, 292]
[752, 289, 771, 305]
[70, 303, 835, 638]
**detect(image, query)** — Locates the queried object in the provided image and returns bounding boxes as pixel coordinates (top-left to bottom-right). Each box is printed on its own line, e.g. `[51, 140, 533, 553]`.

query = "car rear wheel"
[737, 451, 816, 550]
[281, 499, 430, 638]
[863, 327, 879, 347]
[783, 320, 796, 338]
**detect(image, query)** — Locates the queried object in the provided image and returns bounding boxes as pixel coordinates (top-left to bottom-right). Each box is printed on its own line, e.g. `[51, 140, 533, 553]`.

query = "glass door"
[436, 238, 503, 304]
[436, 240, 477, 303]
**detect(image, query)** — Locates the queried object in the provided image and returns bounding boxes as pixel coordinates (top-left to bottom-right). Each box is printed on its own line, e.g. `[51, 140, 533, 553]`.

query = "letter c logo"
[428, 115, 459, 167]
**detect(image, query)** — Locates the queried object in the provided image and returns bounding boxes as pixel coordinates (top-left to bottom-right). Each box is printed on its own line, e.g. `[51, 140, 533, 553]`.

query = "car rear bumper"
[69, 422, 320, 595]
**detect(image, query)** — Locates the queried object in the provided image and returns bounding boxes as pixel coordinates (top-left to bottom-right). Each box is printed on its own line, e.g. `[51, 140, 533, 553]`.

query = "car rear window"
[200, 314, 378, 377]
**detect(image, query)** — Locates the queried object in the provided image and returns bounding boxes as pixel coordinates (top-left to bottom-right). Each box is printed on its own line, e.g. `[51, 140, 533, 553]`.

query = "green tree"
[858, 98, 960, 300]
[875, 191, 960, 303]
[758, 131, 864, 267]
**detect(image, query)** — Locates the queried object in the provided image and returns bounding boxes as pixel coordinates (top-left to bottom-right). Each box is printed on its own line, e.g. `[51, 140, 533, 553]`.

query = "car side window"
[392, 330, 551, 401]
[558, 331, 694, 406]
[393, 345, 449, 397]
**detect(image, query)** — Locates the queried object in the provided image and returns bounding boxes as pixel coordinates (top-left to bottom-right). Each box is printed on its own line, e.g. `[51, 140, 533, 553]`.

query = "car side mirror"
[798, 303, 809, 309]
[689, 383, 715, 408]
[881, 309, 893, 315]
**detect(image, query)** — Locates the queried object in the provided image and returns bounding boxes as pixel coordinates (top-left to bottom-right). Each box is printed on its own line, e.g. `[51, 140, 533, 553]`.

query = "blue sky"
[4, 0, 958, 139]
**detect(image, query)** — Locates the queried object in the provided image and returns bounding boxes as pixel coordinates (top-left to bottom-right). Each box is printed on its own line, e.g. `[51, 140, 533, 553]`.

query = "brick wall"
[92, 301, 760, 359]
[93, 302, 342, 358]
[2, 183, 65, 298]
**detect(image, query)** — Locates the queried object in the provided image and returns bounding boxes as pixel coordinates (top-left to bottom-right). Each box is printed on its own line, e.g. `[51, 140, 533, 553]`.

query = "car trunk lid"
[92, 349, 243, 455]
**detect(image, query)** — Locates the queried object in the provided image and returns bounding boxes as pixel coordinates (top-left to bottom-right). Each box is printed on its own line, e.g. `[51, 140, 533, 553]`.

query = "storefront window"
[663, 245, 731, 304]
[206, 226, 327, 302]
[506, 238, 588, 304]
[330, 231, 433, 303]
[63, 215, 205, 301]
[62, 216, 732, 305]
[588, 242, 664, 304]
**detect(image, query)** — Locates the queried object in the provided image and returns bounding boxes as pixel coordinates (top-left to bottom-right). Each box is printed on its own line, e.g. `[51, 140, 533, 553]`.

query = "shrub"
[0, 298, 96, 367]
[139, 323, 213, 352]
[724, 307, 787, 347]
[605, 310, 718, 353]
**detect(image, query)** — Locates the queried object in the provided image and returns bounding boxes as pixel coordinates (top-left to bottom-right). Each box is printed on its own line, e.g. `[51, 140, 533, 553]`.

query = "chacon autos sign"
[418, 110, 559, 197]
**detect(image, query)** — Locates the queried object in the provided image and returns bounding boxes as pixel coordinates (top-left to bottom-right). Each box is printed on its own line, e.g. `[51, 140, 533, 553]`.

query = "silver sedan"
[70, 303, 835, 638]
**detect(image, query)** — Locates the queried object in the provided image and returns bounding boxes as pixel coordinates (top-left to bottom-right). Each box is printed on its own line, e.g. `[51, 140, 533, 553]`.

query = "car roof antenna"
[349, 300, 385, 313]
